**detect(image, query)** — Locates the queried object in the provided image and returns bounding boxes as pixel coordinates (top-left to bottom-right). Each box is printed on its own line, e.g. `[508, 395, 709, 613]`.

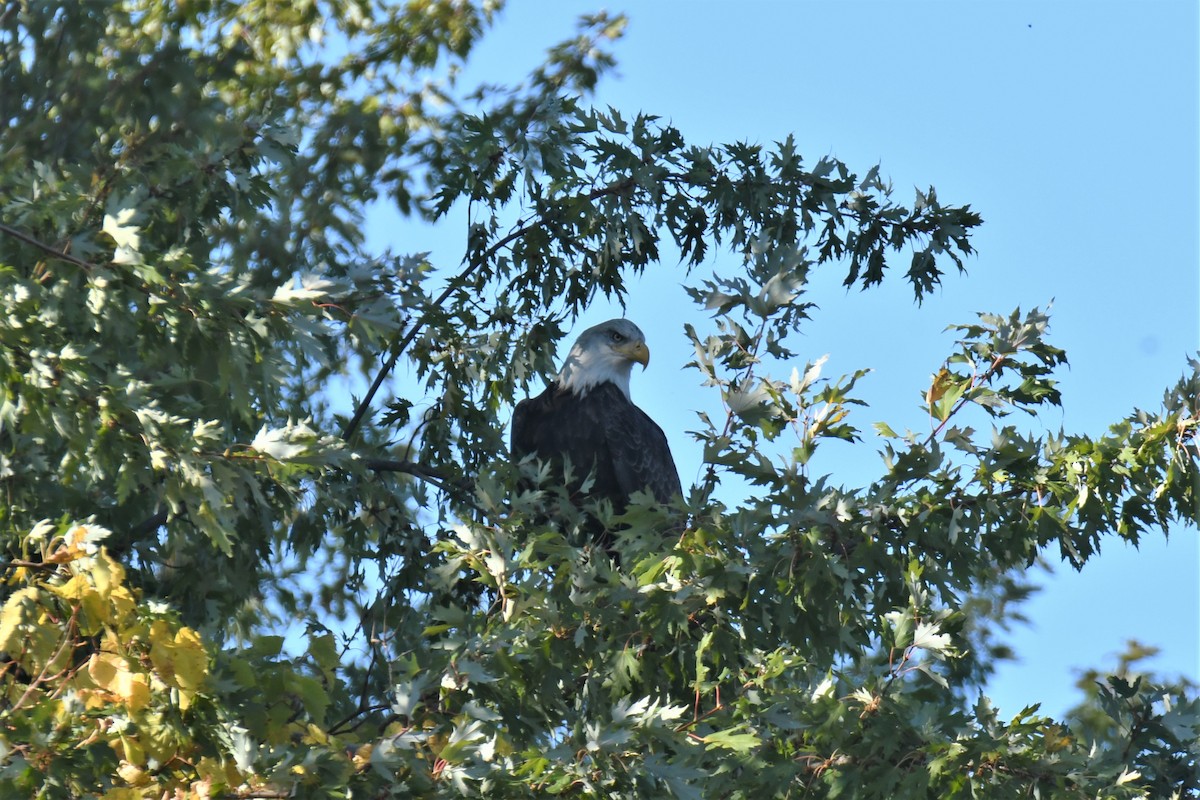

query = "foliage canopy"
[1, 2, 1197, 798]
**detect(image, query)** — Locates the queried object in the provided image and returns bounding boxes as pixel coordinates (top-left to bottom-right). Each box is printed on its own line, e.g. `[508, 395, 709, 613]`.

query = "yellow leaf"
[83, 549, 126, 598]
[52, 575, 109, 633]
[109, 585, 137, 627]
[926, 366, 952, 404]
[51, 574, 90, 601]
[116, 761, 149, 786]
[171, 626, 209, 689]
[117, 732, 146, 768]
[1043, 724, 1074, 753]
[191, 775, 215, 799]
[123, 673, 152, 714]
[149, 621, 209, 701]
[305, 722, 329, 746]
[352, 744, 373, 771]
[88, 651, 122, 688]
[196, 755, 242, 788]
[0, 586, 40, 653]
[65, 523, 112, 554]
[0, 587, 66, 672]
[88, 652, 151, 713]
[100, 789, 143, 800]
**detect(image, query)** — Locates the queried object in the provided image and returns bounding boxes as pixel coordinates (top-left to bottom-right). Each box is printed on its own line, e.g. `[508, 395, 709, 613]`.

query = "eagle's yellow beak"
[617, 340, 650, 368]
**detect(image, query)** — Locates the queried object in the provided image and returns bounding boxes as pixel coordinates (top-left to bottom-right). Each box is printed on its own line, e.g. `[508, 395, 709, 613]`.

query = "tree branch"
[0, 221, 95, 272]
[121, 459, 474, 547]
[362, 457, 471, 493]
[131, 508, 169, 538]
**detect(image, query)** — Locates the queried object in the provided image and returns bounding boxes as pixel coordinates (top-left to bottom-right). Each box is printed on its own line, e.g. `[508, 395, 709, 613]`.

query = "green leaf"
[873, 420, 899, 438]
[701, 728, 761, 753]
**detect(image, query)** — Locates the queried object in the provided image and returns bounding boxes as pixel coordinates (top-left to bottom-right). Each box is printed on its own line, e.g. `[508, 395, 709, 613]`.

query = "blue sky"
[367, 1, 1199, 717]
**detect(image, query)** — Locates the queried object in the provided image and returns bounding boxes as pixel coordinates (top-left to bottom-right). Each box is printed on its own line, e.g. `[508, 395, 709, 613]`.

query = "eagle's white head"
[556, 318, 649, 400]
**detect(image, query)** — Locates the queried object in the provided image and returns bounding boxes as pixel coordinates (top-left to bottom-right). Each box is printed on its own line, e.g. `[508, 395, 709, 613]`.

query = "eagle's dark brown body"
[511, 380, 681, 514]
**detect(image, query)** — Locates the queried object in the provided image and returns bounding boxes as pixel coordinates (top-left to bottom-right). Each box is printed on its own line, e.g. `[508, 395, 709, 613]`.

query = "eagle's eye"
[609, 331, 625, 343]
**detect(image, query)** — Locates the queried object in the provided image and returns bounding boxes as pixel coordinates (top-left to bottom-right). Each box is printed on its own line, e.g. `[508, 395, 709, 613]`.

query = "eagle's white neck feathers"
[555, 319, 646, 401]
[557, 344, 634, 399]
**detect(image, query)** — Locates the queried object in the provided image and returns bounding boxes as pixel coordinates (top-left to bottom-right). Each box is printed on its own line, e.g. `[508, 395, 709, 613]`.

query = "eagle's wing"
[593, 383, 682, 506]
[512, 384, 613, 497]
[510, 392, 535, 463]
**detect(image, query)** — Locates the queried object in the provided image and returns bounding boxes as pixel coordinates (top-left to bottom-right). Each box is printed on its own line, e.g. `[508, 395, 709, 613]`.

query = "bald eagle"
[511, 319, 682, 538]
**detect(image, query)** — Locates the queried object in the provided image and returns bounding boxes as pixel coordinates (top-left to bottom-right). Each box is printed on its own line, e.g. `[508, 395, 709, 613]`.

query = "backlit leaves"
[0, 525, 223, 796]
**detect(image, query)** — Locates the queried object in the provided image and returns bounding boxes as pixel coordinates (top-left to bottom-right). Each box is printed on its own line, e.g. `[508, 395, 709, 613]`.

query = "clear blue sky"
[367, 1, 1199, 717]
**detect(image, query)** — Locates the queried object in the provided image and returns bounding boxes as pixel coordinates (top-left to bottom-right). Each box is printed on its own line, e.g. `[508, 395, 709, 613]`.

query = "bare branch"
[0, 222, 96, 272]
[362, 457, 471, 493]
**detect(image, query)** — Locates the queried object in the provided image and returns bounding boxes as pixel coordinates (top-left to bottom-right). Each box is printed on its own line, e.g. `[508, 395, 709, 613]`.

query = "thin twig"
[0, 222, 95, 272]
[362, 457, 470, 492]
[2, 559, 60, 571]
[328, 702, 394, 737]
[131, 507, 168, 538]
[363, 457, 493, 524]
[326, 632, 385, 737]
